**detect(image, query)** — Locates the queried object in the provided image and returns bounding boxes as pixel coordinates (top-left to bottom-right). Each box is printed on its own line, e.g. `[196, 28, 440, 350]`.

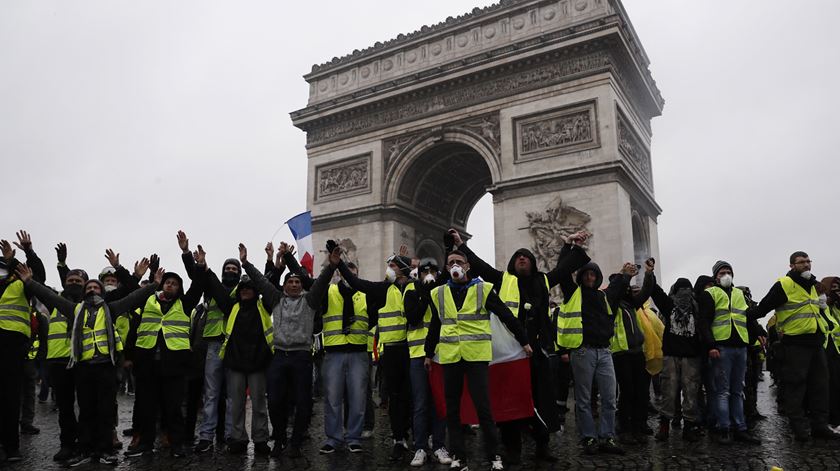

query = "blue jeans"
[571, 346, 617, 439]
[712, 346, 747, 432]
[409, 358, 445, 451]
[322, 351, 369, 448]
[198, 341, 232, 442]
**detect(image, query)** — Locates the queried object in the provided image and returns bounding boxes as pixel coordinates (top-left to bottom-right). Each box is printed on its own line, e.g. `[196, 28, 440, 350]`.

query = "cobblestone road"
[7, 371, 840, 470]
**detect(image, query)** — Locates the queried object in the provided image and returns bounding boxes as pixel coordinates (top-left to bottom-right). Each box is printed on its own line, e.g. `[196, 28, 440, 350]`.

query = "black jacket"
[555, 244, 627, 348]
[755, 270, 830, 347]
[651, 279, 702, 357]
[613, 271, 654, 355]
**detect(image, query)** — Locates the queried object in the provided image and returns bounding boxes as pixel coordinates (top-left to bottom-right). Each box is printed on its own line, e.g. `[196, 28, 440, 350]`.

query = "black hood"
[159, 272, 185, 298]
[576, 262, 603, 289]
[507, 248, 538, 277]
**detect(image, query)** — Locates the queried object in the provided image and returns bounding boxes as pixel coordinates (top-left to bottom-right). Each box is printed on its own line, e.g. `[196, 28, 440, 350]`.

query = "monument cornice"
[301, 0, 660, 110]
[294, 35, 660, 148]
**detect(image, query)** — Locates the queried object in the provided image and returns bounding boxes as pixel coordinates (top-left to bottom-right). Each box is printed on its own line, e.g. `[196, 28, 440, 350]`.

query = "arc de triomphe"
[291, 0, 664, 280]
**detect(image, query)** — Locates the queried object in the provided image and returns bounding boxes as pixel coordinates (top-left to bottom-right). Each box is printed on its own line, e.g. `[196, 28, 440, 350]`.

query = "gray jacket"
[243, 261, 332, 352]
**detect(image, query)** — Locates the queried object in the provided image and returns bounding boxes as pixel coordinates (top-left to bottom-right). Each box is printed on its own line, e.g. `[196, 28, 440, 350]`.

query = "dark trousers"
[443, 360, 498, 462]
[782, 343, 829, 434]
[184, 376, 203, 443]
[75, 362, 117, 454]
[267, 350, 312, 447]
[827, 346, 840, 426]
[381, 344, 411, 441]
[49, 362, 78, 447]
[500, 354, 553, 457]
[614, 352, 650, 434]
[135, 367, 186, 449]
[0, 331, 26, 453]
[744, 347, 762, 418]
[551, 355, 572, 418]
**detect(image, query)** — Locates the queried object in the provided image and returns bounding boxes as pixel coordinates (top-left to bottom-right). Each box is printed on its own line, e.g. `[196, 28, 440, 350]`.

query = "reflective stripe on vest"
[706, 286, 749, 343]
[776, 276, 826, 336]
[431, 281, 493, 364]
[220, 300, 273, 359]
[609, 307, 643, 353]
[556, 287, 583, 348]
[0, 280, 31, 337]
[323, 284, 369, 347]
[827, 305, 840, 353]
[46, 308, 70, 360]
[28, 338, 39, 360]
[378, 284, 407, 344]
[404, 283, 432, 359]
[135, 295, 191, 351]
[204, 286, 236, 338]
[498, 271, 550, 318]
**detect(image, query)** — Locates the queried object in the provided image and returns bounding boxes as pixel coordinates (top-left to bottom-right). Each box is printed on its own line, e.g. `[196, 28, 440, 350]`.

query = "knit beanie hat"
[712, 260, 733, 278]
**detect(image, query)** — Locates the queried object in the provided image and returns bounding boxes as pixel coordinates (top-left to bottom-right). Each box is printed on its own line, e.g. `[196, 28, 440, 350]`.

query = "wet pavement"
[8, 371, 840, 470]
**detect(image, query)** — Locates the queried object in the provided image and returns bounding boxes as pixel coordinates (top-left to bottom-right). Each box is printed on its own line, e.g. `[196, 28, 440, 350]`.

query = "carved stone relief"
[526, 197, 592, 274]
[514, 101, 599, 162]
[307, 49, 613, 146]
[315, 154, 371, 201]
[616, 109, 652, 185]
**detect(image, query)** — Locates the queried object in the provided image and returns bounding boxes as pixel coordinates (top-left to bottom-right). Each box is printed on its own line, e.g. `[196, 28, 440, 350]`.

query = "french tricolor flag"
[286, 211, 314, 276]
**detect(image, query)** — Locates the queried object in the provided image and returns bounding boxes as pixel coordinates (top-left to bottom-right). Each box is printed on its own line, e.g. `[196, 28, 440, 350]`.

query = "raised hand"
[134, 258, 151, 278]
[328, 245, 342, 267]
[523, 344, 533, 358]
[55, 243, 67, 264]
[105, 249, 120, 268]
[265, 242, 274, 262]
[0, 240, 16, 261]
[14, 230, 32, 252]
[621, 262, 639, 277]
[645, 257, 655, 273]
[399, 244, 409, 257]
[239, 243, 248, 264]
[567, 230, 589, 246]
[177, 231, 189, 253]
[15, 263, 33, 282]
[274, 252, 285, 270]
[149, 254, 160, 274]
[278, 242, 289, 258]
[447, 228, 463, 247]
[195, 245, 207, 268]
[154, 268, 165, 284]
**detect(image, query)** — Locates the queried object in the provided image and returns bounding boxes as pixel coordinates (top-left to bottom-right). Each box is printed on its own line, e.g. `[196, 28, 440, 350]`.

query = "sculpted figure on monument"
[526, 197, 592, 272]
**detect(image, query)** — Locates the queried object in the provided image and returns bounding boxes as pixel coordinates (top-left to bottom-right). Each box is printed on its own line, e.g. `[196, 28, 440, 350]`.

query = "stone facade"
[292, 0, 663, 281]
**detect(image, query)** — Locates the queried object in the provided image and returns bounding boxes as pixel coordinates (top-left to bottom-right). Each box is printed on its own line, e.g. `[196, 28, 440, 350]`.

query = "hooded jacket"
[612, 271, 654, 355]
[651, 277, 701, 357]
[555, 244, 628, 348]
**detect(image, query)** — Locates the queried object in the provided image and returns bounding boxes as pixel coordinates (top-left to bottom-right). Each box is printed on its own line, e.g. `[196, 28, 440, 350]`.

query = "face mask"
[719, 274, 733, 288]
[449, 265, 465, 281]
[222, 272, 240, 287]
[384, 267, 397, 283]
[423, 273, 435, 284]
[800, 270, 812, 280]
[410, 268, 418, 280]
[104, 284, 117, 293]
[63, 284, 84, 302]
[819, 294, 828, 309]
[85, 293, 104, 306]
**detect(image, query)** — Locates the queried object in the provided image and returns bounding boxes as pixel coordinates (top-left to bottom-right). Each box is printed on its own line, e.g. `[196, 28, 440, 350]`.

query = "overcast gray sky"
[2, 1, 838, 303]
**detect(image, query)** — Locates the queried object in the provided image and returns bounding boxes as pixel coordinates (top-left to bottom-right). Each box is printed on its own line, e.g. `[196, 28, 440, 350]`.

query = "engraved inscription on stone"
[514, 101, 599, 162]
[616, 109, 652, 184]
[316, 154, 371, 201]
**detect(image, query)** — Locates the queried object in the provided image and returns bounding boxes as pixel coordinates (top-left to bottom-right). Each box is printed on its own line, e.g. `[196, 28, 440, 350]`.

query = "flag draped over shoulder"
[428, 313, 534, 424]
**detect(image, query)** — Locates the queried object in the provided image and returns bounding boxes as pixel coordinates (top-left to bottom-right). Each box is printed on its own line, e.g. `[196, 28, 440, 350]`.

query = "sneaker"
[287, 446, 302, 458]
[53, 446, 75, 462]
[682, 424, 701, 443]
[535, 444, 557, 462]
[410, 449, 427, 467]
[319, 444, 336, 454]
[5, 449, 23, 462]
[124, 444, 153, 458]
[19, 424, 40, 435]
[599, 438, 625, 455]
[361, 430, 374, 439]
[390, 439, 408, 461]
[66, 453, 91, 467]
[194, 440, 213, 453]
[715, 430, 733, 445]
[254, 442, 271, 455]
[450, 455, 469, 471]
[582, 437, 598, 455]
[348, 444, 363, 453]
[227, 441, 247, 455]
[490, 455, 504, 470]
[433, 447, 453, 465]
[99, 453, 119, 465]
[171, 445, 188, 458]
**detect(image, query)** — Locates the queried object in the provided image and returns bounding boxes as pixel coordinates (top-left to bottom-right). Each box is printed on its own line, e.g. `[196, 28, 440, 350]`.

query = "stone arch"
[415, 237, 445, 266]
[631, 210, 650, 265]
[384, 129, 501, 230]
